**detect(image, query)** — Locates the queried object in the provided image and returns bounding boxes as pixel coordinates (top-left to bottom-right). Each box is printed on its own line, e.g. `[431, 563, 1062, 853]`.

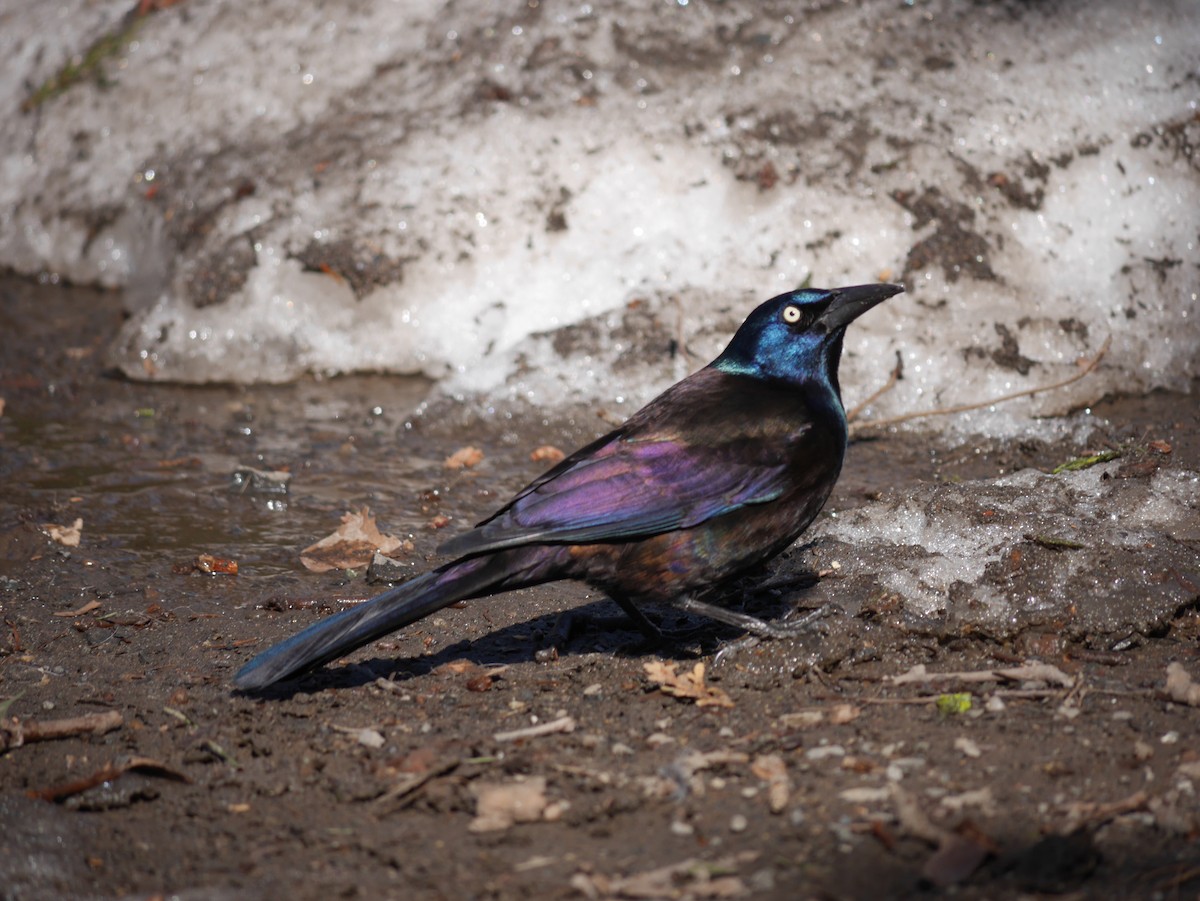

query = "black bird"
[234, 283, 903, 689]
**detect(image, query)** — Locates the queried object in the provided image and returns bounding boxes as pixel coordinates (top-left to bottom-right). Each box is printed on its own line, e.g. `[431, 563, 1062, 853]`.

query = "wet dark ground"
[1, 279, 1198, 900]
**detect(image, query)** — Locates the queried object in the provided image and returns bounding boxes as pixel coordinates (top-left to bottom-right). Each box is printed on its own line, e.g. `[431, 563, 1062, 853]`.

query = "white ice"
[1, 0, 1196, 438]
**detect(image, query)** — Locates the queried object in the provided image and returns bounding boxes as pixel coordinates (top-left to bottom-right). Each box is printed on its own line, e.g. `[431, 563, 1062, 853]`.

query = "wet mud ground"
[1, 280, 1198, 900]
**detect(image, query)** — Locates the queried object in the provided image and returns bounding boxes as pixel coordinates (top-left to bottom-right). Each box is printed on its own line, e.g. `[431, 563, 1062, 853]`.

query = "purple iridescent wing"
[438, 429, 804, 557]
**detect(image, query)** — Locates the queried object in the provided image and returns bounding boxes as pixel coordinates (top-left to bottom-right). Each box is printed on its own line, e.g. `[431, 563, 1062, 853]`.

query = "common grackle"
[233, 283, 903, 689]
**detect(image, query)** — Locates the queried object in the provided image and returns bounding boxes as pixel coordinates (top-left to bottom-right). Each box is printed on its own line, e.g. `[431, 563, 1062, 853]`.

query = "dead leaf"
[469, 777, 548, 832]
[530, 445, 565, 464]
[830, 703, 861, 725]
[194, 554, 238, 575]
[444, 446, 484, 470]
[780, 710, 824, 729]
[330, 724, 385, 749]
[644, 660, 734, 708]
[751, 753, 791, 813]
[466, 674, 495, 692]
[434, 659, 481, 675]
[301, 507, 405, 572]
[42, 518, 82, 547]
[1164, 662, 1200, 706]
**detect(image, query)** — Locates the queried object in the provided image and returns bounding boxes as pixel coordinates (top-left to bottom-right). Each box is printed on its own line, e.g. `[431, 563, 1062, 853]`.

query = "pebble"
[954, 736, 982, 758]
[805, 745, 845, 761]
[729, 814, 748, 833]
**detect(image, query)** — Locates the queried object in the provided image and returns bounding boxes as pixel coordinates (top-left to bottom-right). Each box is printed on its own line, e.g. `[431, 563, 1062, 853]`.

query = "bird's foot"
[713, 634, 762, 664]
[674, 595, 838, 638]
[673, 596, 840, 664]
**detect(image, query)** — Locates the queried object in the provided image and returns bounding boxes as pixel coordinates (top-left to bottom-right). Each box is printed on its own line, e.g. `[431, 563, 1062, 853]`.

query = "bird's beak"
[818, 283, 904, 332]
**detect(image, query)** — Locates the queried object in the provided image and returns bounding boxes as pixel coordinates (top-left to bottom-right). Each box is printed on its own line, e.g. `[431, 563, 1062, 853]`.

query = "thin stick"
[1, 709, 123, 751]
[847, 350, 904, 423]
[852, 334, 1111, 432]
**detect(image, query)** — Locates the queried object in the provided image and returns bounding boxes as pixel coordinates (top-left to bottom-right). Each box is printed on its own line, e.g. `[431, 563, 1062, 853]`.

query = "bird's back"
[447, 366, 847, 603]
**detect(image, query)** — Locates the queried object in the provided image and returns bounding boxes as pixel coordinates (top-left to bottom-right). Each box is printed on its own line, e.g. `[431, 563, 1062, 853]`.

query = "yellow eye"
[782, 305, 802, 324]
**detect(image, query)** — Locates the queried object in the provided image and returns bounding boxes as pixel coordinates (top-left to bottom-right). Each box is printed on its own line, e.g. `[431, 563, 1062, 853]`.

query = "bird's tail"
[233, 552, 528, 690]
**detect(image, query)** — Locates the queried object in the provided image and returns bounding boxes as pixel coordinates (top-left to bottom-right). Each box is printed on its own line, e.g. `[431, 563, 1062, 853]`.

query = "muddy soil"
[1, 279, 1198, 900]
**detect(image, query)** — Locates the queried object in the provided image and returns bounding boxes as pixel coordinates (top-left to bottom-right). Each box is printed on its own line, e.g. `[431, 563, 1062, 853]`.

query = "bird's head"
[713, 283, 903, 397]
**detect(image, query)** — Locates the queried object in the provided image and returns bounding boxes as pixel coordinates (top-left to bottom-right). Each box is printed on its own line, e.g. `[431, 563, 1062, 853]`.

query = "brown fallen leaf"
[830, 703, 862, 725]
[644, 660, 734, 708]
[432, 659, 509, 692]
[751, 753, 791, 813]
[530, 445, 565, 464]
[434, 659, 482, 675]
[780, 709, 825, 729]
[1164, 662, 1200, 707]
[444, 446, 484, 470]
[42, 518, 83, 547]
[194, 553, 238, 575]
[469, 777, 548, 832]
[301, 506, 405, 572]
[466, 673, 495, 692]
[330, 724, 386, 749]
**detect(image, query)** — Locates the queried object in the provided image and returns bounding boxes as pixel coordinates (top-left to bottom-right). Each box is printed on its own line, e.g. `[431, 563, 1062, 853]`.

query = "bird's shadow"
[240, 552, 823, 700]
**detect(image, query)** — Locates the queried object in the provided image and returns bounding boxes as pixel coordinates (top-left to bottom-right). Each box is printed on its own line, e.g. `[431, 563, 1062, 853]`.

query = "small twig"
[493, 715, 576, 743]
[891, 662, 1075, 688]
[1, 709, 123, 751]
[853, 334, 1111, 432]
[820, 695, 943, 706]
[1057, 789, 1149, 835]
[28, 755, 189, 803]
[375, 759, 460, 809]
[990, 688, 1068, 700]
[200, 739, 240, 768]
[847, 350, 903, 423]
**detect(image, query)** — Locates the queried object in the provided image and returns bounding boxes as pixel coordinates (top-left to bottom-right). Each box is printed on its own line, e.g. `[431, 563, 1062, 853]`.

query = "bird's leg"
[539, 594, 663, 658]
[607, 594, 664, 642]
[672, 595, 835, 639]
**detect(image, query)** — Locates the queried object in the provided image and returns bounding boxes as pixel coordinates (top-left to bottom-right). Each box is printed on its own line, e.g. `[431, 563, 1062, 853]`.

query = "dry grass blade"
[852, 334, 1111, 433]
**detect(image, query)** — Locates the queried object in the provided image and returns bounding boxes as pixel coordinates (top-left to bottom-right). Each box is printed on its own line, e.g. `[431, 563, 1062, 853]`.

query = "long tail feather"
[234, 555, 508, 690]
